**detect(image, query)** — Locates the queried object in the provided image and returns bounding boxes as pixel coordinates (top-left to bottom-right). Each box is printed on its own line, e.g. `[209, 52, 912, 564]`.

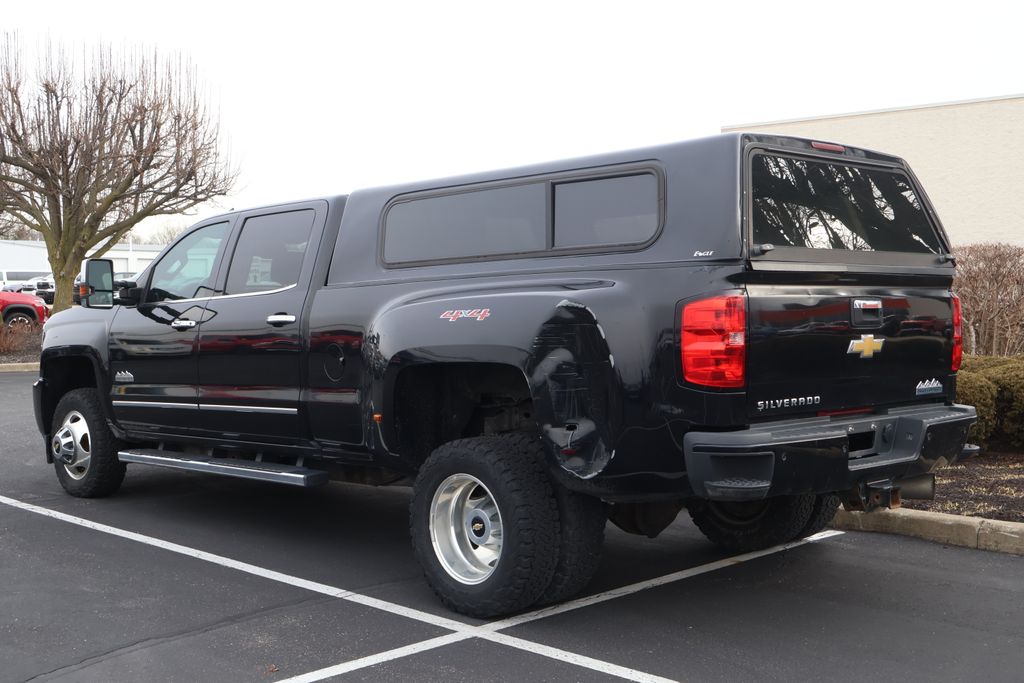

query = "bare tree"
[0, 210, 36, 239]
[141, 222, 189, 246]
[954, 243, 1024, 357]
[0, 37, 236, 311]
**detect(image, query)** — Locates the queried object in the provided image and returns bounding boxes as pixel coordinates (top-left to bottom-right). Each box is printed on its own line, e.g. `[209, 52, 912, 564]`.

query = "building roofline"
[722, 93, 1024, 131]
[0, 239, 165, 251]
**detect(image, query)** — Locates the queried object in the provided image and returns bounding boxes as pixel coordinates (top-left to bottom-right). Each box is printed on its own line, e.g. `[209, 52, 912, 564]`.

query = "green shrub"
[960, 354, 1022, 374]
[955, 371, 998, 446]
[977, 361, 1024, 447]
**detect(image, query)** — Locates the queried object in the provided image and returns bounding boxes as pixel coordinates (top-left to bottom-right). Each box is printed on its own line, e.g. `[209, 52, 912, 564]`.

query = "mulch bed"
[903, 450, 1024, 523]
[0, 326, 42, 364]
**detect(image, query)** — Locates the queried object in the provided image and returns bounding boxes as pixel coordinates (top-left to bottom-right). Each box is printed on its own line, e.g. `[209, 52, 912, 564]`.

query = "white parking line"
[483, 530, 845, 632]
[277, 633, 474, 683]
[0, 494, 843, 683]
[479, 631, 679, 683]
[281, 530, 844, 682]
[0, 494, 471, 635]
[277, 628, 681, 683]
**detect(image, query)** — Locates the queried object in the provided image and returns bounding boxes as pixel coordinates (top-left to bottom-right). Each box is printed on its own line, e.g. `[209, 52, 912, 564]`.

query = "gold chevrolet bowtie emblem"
[847, 334, 885, 359]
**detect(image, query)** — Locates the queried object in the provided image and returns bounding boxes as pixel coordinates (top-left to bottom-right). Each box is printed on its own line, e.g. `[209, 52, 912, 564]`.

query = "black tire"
[794, 493, 841, 539]
[539, 487, 606, 604]
[496, 433, 607, 605]
[51, 388, 126, 497]
[687, 494, 816, 552]
[410, 436, 560, 618]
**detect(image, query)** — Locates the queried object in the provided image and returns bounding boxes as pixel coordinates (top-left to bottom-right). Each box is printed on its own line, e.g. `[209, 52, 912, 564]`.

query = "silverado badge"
[847, 334, 885, 359]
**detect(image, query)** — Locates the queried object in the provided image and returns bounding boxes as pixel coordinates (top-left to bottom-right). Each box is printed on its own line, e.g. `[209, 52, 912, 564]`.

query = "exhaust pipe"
[895, 474, 935, 500]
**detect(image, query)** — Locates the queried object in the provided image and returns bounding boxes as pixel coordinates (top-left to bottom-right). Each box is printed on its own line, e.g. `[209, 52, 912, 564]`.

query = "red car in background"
[1, 290, 49, 328]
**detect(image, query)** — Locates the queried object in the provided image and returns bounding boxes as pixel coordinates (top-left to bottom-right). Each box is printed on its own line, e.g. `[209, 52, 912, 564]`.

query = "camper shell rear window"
[750, 153, 943, 256]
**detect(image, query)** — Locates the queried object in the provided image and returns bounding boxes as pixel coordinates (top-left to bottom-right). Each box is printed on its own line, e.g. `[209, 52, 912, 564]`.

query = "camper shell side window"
[380, 164, 665, 267]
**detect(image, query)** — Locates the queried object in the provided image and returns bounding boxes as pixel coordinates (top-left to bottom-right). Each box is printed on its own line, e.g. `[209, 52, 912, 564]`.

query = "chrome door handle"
[170, 319, 197, 330]
[266, 314, 296, 326]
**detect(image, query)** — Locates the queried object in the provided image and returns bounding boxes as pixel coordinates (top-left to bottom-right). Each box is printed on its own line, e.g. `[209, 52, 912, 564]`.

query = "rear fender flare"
[368, 295, 620, 479]
[525, 299, 619, 480]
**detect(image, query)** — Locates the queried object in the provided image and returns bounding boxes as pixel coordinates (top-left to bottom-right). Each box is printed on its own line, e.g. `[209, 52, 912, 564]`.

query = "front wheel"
[687, 494, 815, 552]
[410, 437, 560, 618]
[51, 388, 126, 497]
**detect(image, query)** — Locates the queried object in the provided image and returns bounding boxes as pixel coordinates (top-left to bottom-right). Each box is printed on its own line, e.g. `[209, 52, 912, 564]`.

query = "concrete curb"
[0, 362, 38, 373]
[832, 508, 1024, 556]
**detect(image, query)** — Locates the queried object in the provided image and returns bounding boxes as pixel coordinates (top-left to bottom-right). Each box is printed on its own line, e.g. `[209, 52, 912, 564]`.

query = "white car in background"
[22, 275, 56, 304]
[0, 270, 49, 291]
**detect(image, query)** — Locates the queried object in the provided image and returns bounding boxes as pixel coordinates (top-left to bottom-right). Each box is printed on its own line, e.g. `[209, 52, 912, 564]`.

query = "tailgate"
[746, 284, 955, 419]
[743, 143, 958, 419]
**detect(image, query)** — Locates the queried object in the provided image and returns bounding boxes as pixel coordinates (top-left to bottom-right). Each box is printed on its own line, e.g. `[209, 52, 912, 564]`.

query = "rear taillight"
[681, 294, 746, 388]
[951, 294, 963, 372]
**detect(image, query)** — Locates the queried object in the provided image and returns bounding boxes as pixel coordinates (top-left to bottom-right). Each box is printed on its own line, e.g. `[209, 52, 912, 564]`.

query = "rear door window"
[751, 154, 941, 254]
[224, 210, 315, 294]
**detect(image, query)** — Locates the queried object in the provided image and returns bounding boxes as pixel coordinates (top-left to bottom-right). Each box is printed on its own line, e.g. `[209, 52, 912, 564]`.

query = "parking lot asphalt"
[2, 369, 1023, 682]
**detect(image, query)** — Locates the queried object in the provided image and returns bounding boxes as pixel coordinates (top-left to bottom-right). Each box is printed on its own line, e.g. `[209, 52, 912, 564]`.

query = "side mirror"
[81, 259, 114, 308]
[114, 278, 142, 306]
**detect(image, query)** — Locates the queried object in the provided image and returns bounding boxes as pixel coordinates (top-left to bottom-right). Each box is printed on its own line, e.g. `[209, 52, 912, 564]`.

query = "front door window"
[147, 223, 230, 303]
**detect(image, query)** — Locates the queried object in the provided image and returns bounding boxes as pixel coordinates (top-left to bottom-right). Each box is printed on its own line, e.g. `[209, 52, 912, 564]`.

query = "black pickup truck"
[34, 133, 976, 617]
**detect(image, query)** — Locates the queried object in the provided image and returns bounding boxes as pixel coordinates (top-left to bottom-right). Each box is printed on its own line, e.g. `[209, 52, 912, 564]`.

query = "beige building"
[723, 95, 1024, 246]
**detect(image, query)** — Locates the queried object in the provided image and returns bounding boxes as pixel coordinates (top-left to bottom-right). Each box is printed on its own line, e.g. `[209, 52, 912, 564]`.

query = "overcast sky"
[5, 0, 1021, 239]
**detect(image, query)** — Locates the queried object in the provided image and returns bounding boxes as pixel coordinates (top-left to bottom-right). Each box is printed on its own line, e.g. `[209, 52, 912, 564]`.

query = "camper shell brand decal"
[757, 395, 821, 411]
[915, 378, 943, 396]
[441, 308, 491, 322]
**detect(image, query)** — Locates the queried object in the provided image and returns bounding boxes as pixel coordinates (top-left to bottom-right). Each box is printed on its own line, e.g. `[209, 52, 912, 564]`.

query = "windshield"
[751, 154, 942, 254]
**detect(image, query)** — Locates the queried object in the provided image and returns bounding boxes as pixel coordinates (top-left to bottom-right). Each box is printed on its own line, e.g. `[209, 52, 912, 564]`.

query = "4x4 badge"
[440, 309, 491, 322]
[847, 334, 885, 359]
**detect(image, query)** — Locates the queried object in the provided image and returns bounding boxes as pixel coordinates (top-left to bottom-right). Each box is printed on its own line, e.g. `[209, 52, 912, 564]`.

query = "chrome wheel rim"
[52, 410, 91, 480]
[429, 473, 503, 585]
